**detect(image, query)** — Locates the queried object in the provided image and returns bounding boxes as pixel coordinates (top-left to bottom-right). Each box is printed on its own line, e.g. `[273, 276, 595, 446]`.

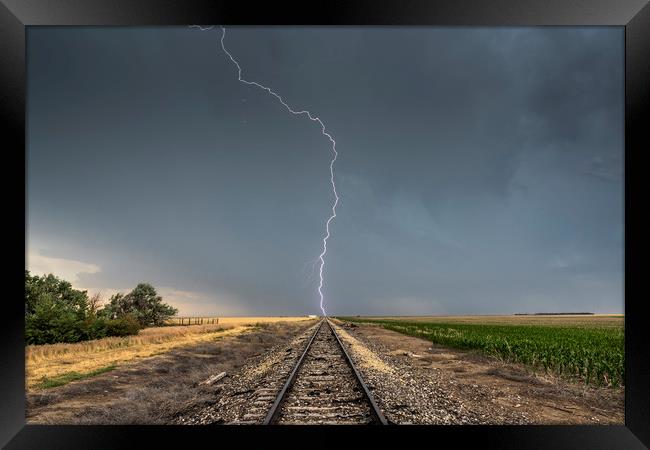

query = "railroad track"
[260, 318, 388, 425]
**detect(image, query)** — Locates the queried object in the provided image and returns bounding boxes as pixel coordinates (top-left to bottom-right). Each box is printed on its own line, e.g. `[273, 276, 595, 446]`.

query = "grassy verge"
[340, 317, 624, 387]
[25, 325, 243, 390]
[35, 364, 117, 390]
[26, 317, 314, 390]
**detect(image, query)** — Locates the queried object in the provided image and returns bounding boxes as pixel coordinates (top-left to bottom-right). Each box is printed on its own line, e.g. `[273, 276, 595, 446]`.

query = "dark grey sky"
[26, 26, 624, 316]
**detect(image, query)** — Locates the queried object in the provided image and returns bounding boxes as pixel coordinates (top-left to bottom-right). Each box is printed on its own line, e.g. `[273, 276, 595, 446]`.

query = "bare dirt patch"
[331, 320, 624, 425]
[26, 320, 317, 424]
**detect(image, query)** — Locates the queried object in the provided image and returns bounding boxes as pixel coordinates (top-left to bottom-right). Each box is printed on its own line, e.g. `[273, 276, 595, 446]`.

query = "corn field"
[342, 318, 624, 387]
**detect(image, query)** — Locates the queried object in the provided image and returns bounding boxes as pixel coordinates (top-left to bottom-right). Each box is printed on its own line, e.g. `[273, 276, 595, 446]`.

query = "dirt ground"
[332, 320, 624, 424]
[26, 320, 316, 424]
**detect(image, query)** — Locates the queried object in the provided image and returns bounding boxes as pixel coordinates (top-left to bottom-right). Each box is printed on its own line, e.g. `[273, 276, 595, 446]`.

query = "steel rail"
[262, 318, 324, 425]
[326, 319, 388, 425]
[263, 317, 388, 425]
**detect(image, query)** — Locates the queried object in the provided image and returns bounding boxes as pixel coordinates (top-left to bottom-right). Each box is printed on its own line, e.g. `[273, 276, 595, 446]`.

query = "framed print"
[1, 0, 648, 448]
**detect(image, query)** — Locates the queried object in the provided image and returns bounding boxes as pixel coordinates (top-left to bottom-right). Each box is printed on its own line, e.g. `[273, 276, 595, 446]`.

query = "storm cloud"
[26, 26, 623, 315]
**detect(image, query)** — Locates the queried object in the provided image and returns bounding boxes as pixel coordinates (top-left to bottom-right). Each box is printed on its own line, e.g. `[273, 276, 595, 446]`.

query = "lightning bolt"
[192, 25, 338, 317]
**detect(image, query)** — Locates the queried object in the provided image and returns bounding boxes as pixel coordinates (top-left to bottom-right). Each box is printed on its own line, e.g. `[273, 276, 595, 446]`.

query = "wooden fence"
[167, 317, 219, 326]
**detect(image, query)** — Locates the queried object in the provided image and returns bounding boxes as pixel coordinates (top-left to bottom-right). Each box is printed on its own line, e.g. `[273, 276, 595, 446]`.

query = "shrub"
[79, 316, 109, 341]
[105, 314, 141, 337]
[25, 296, 86, 345]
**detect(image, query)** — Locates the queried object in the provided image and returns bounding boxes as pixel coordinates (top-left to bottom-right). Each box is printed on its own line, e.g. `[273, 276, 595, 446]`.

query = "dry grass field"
[26, 316, 312, 390]
[26, 320, 318, 424]
[165, 316, 314, 325]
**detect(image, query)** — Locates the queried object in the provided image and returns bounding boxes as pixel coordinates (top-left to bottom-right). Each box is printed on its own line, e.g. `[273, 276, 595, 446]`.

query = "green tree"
[25, 271, 88, 320]
[101, 283, 177, 327]
[25, 271, 141, 344]
[101, 293, 130, 319]
[25, 271, 90, 344]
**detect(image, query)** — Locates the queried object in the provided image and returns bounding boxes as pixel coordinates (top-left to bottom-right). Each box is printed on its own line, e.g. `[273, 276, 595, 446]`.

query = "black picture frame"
[2, 0, 648, 448]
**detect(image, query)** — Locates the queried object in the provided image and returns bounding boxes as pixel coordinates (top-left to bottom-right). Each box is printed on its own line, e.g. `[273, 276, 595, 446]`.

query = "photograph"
[24, 24, 625, 427]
